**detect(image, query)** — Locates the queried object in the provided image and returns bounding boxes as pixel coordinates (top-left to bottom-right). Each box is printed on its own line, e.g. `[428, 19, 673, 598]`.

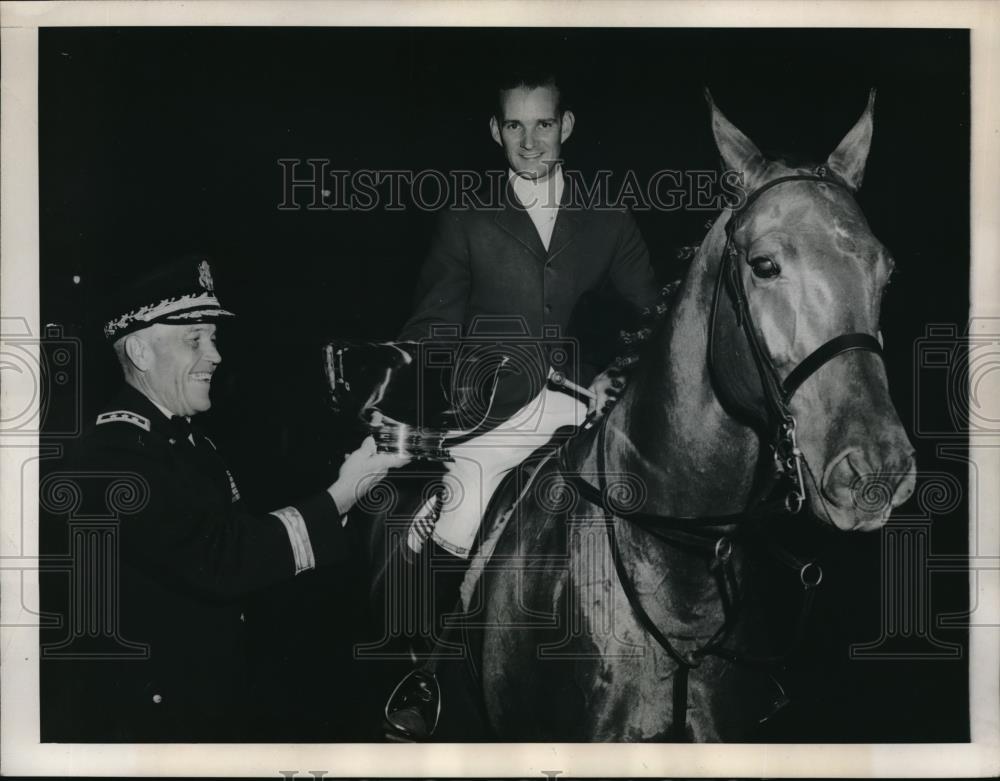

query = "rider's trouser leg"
[430, 386, 587, 559]
[386, 387, 586, 737]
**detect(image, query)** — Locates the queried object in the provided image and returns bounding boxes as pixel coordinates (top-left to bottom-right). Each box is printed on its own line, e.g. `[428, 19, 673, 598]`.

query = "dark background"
[39, 27, 970, 742]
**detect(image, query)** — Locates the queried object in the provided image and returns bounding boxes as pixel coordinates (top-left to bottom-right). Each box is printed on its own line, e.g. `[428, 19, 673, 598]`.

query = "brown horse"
[461, 92, 917, 741]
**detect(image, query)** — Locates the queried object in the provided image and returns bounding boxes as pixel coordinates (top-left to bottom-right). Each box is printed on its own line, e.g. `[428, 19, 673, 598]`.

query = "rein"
[563, 418, 814, 740]
[565, 168, 884, 740]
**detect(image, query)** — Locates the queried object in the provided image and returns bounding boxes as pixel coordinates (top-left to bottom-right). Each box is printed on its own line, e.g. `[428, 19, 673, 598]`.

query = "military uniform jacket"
[43, 385, 348, 742]
[399, 180, 660, 422]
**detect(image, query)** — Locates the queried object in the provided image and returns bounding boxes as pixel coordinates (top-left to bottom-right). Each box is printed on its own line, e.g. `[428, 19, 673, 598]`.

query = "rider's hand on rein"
[588, 368, 626, 418]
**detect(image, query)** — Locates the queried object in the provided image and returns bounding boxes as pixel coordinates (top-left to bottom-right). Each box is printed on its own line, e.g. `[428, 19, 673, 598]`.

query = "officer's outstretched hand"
[587, 368, 626, 419]
[328, 435, 410, 514]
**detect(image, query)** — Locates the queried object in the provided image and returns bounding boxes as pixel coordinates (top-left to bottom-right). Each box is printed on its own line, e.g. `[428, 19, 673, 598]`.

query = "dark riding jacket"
[399, 179, 660, 422]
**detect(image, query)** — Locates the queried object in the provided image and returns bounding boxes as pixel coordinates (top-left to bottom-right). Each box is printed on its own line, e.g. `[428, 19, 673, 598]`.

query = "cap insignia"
[198, 260, 214, 292]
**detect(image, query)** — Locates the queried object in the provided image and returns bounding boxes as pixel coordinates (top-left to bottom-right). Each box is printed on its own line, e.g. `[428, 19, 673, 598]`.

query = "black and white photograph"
[1, 1, 998, 777]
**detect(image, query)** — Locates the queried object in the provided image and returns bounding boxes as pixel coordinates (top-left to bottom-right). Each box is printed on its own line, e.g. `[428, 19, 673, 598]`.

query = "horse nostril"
[824, 447, 917, 517]
[822, 449, 866, 508]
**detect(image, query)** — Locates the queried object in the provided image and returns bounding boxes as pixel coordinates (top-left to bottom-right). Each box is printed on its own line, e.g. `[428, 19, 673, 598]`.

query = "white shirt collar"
[149, 397, 181, 421]
[509, 165, 564, 210]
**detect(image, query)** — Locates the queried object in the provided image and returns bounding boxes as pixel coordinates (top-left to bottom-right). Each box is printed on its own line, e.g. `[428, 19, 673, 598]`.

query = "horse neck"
[566, 217, 762, 671]
[605, 215, 760, 517]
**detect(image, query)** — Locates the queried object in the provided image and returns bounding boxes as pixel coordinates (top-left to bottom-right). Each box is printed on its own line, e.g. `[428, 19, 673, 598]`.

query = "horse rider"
[45, 255, 408, 741]
[384, 66, 663, 737]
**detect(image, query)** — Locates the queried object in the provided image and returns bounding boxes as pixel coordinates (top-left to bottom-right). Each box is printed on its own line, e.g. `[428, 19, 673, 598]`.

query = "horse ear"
[706, 88, 767, 190]
[825, 89, 876, 190]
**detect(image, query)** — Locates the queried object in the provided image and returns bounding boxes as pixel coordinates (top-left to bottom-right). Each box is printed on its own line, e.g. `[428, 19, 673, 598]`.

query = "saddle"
[459, 421, 594, 609]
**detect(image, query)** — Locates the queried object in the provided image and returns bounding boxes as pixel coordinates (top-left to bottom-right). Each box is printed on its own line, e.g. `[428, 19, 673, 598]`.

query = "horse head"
[706, 91, 916, 530]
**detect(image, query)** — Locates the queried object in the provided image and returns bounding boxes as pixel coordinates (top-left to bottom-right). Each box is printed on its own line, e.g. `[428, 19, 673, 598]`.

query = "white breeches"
[430, 386, 587, 558]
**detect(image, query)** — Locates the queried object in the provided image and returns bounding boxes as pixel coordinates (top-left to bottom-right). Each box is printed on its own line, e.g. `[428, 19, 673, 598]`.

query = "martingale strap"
[587, 416, 754, 740]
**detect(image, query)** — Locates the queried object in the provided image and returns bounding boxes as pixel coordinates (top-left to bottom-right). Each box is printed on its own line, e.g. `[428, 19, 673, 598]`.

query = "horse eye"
[749, 256, 781, 279]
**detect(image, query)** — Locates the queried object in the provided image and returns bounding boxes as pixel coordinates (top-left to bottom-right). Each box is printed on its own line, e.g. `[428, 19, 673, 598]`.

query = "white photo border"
[2, 0, 998, 777]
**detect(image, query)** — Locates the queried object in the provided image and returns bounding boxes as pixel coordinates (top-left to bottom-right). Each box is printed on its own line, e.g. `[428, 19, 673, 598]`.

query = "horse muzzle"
[819, 445, 917, 530]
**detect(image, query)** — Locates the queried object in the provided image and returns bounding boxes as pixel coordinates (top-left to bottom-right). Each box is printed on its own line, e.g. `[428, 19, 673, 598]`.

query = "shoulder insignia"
[96, 410, 151, 431]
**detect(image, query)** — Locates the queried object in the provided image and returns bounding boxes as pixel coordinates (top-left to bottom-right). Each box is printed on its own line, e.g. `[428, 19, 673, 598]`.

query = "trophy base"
[374, 423, 454, 463]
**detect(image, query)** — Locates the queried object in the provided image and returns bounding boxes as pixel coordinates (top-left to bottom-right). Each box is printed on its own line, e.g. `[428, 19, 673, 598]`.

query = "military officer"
[47, 255, 406, 741]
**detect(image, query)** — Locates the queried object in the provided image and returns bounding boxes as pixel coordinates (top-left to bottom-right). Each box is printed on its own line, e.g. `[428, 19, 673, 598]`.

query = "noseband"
[709, 166, 885, 511]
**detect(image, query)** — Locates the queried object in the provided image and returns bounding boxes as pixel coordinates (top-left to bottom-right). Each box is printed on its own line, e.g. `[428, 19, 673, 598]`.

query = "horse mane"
[613, 243, 700, 371]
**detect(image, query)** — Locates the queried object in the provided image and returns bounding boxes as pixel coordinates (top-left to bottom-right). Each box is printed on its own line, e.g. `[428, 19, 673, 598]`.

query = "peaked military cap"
[103, 254, 236, 340]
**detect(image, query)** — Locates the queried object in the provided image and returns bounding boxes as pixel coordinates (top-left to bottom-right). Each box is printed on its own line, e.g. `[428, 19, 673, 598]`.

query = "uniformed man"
[46, 255, 406, 741]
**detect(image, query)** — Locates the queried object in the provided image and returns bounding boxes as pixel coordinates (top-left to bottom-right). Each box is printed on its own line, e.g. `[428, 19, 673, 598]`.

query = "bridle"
[572, 166, 886, 527]
[564, 166, 886, 739]
[708, 166, 885, 514]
